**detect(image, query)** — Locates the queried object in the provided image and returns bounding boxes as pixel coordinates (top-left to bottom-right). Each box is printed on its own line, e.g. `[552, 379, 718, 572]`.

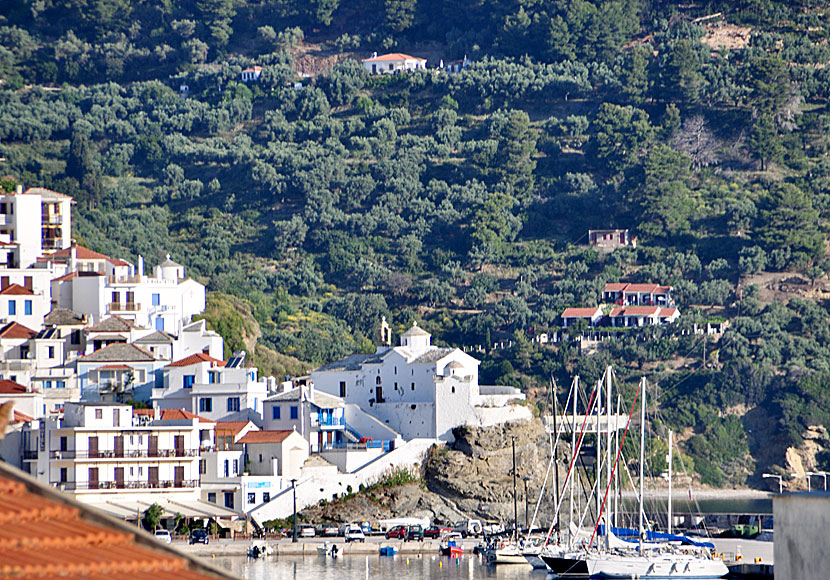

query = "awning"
[84, 498, 240, 520]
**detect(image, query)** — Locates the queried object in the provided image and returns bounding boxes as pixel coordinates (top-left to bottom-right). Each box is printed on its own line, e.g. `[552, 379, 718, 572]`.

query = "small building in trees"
[560, 306, 604, 328]
[602, 282, 674, 306]
[241, 66, 262, 82]
[608, 305, 680, 327]
[361, 53, 427, 75]
[588, 229, 636, 251]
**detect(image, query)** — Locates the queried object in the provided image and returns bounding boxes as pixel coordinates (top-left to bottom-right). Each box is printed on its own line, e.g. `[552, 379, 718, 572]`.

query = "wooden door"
[88, 467, 99, 489]
[148, 435, 158, 458]
[114, 435, 124, 458]
[148, 466, 159, 488]
[174, 466, 184, 487]
[376, 386, 383, 402]
[88, 436, 98, 459]
[174, 435, 184, 457]
[114, 467, 124, 488]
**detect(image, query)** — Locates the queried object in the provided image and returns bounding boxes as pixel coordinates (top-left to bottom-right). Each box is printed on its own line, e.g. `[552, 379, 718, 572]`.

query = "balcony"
[107, 302, 141, 313]
[52, 479, 199, 491]
[50, 449, 199, 460]
[23, 450, 38, 460]
[41, 214, 63, 225]
[316, 416, 345, 428]
[42, 239, 63, 250]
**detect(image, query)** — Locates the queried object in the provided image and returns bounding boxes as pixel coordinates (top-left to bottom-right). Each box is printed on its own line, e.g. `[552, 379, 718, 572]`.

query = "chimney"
[138, 255, 144, 276]
[372, 52, 378, 58]
[16, 185, 23, 194]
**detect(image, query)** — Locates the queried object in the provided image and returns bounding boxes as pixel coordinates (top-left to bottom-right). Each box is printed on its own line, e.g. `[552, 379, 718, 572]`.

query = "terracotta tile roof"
[242, 66, 262, 72]
[159, 409, 215, 423]
[623, 283, 662, 293]
[166, 353, 225, 368]
[0, 283, 34, 296]
[0, 321, 37, 339]
[363, 52, 426, 62]
[604, 283, 628, 292]
[23, 186, 72, 199]
[132, 408, 155, 417]
[96, 364, 131, 370]
[660, 307, 679, 316]
[237, 430, 294, 444]
[609, 307, 623, 316]
[51, 244, 112, 261]
[110, 258, 131, 267]
[561, 307, 602, 318]
[52, 272, 78, 282]
[0, 463, 233, 579]
[214, 421, 253, 435]
[616, 306, 661, 316]
[12, 410, 34, 423]
[0, 380, 29, 394]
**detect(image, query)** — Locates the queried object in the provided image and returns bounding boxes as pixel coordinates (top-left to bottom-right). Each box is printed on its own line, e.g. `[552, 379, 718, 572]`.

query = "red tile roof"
[603, 283, 628, 292]
[12, 410, 33, 423]
[237, 430, 294, 444]
[363, 52, 426, 62]
[0, 321, 37, 339]
[215, 421, 254, 436]
[166, 353, 225, 368]
[0, 380, 29, 394]
[616, 306, 661, 316]
[0, 463, 233, 579]
[95, 364, 131, 370]
[660, 307, 679, 316]
[159, 409, 215, 423]
[51, 244, 112, 261]
[561, 307, 601, 318]
[132, 408, 154, 417]
[0, 283, 34, 296]
[623, 283, 662, 293]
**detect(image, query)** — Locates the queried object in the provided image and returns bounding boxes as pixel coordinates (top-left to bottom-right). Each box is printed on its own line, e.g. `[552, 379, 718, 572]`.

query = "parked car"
[452, 519, 483, 538]
[424, 525, 452, 539]
[338, 523, 351, 537]
[385, 525, 407, 539]
[345, 525, 366, 543]
[300, 525, 316, 538]
[153, 530, 172, 544]
[406, 524, 424, 541]
[189, 529, 210, 545]
[317, 523, 339, 537]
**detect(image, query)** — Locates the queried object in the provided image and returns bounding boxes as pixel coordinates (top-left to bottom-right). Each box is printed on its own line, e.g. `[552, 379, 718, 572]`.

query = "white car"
[345, 526, 366, 543]
[154, 529, 172, 544]
[300, 525, 316, 538]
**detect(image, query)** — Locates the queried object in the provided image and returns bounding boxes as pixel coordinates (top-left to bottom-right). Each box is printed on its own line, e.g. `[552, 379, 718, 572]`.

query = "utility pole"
[291, 478, 298, 543]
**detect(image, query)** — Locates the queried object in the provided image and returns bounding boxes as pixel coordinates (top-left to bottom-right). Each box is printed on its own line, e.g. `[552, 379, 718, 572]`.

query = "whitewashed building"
[263, 385, 346, 453]
[311, 321, 529, 441]
[362, 53, 427, 75]
[0, 186, 72, 268]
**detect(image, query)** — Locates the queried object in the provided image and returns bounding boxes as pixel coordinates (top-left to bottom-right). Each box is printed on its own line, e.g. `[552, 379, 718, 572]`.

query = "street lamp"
[762, 473, 783, 494]
[290, 478, 298, 543]
[806, 471, 829, 492]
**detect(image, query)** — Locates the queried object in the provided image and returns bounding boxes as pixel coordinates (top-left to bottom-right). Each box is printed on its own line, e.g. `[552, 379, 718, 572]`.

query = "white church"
[311, 319, 530, 441]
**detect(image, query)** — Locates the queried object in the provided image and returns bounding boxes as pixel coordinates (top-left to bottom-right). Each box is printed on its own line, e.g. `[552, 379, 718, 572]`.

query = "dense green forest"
[3, 0, 830, 487]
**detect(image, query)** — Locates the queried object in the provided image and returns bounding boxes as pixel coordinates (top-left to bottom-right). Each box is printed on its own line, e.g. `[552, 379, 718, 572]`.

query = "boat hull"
[542, 552, 729, 579]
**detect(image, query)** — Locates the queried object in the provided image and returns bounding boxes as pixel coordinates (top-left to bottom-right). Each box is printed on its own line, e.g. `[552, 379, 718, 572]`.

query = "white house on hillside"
[362, 53, 427, 75]
[311, 320, 529, 441]
[0, 186, 72, 268]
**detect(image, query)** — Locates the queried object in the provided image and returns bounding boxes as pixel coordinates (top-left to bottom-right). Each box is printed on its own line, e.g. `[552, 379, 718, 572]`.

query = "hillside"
[2, 0, 830, 488]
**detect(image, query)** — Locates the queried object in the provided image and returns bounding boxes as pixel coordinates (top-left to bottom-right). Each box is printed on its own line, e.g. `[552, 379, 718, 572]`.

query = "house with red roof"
[608, 305, 680, 327]
[153, 352, 269, 425]
[560, 306, 604, 328]
[241, 65, 262, 82]
[588, 228, 636, 251]
[0, 282, 50, 329]
[0, 379, 44, 421]
[362, 52, 427, 74]
[602, 282, 674, 306]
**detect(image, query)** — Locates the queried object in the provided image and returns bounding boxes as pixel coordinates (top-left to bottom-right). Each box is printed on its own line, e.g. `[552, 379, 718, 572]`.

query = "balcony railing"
[23, 450, 38, 460]
[42, 214, 63, 225]
[107, 302, 141, 313]
[316, 416, 345, 428]
[50, 449, 199, 460]
[42, 239, 63, 250]
[52, 479, 199, 491]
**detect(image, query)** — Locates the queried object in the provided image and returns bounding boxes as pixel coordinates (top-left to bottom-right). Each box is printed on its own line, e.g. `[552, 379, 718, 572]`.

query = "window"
[152, 293, 160, 306]
[199, 459, 206, 475]
[44, 381, 51, 389]
[199, 398, 213, 412]
[411, 382, 415, 391]
[394, 366, 397, 375]
[227, 397, 240, 412]
[8, 300, 15, 316]
[258, 454, 262, 463]
[272, 406, 280, 420]
[47, 346, 54, 358]
[209, 371, 220, 384]
[263, 492, 270, 503]
[71, 330, 81, 345]
[183, 375, 195, 389]
[57, 381, 66, 389]
[155, 318, 164, 331]
[224, 492, 234, 509]
[394, 382, 398, 391]
[452, 386, 456, 393]
[130, 467, 134, 476]
[223, 460, 229, 477]
[375, 376, 381, 385]
[208, 492, 216, 503]
[59, 468, 67, 483]
[248, 493, 256, 504]
[24, 300, 32, 315]
[94, 408, 102, 419]
[232, 459, 238, 475]
[290, 406, 298, 420]
[339, 381, 346, 397]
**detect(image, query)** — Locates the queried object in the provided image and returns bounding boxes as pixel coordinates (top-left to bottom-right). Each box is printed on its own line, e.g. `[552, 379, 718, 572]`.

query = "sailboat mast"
[513, 437, 518, 541]
[595, 375, 601, 542]
[614, 393, 621, 528]
[668, 430, 673, 535]
[569, 376, 578, 549]
[639, 377, 646, 547]
[552, 379, 560, 538]
[605, 367, 612, 551]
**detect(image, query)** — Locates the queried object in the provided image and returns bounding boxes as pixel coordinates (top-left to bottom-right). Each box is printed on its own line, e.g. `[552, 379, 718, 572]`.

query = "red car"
[424, 525, 451, 539]
[385, 525, 407, 539]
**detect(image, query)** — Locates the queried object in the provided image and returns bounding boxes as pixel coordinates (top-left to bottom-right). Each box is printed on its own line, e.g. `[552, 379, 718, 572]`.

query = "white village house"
[310, 319, 530, 441]
[361, 53, 427, 75]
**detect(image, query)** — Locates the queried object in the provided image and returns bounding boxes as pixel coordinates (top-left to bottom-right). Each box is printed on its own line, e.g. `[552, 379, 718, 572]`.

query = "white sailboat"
[542, 372, 728, 579]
